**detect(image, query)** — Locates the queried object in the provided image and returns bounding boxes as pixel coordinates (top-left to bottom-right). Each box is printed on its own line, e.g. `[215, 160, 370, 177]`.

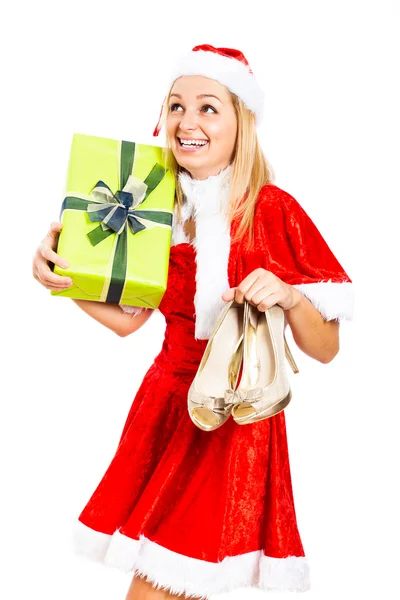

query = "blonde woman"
[32, 44, 354, 600]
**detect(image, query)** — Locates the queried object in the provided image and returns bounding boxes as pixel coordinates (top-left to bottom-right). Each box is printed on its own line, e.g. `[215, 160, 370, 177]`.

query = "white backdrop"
[1, 1, 399, 599]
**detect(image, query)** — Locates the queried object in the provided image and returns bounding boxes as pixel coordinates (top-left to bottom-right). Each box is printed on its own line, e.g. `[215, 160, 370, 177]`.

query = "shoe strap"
[284, 334, 299, 374]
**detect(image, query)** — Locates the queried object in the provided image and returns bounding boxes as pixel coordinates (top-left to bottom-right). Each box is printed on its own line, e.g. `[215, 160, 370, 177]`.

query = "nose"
[178, 108, 199, 133]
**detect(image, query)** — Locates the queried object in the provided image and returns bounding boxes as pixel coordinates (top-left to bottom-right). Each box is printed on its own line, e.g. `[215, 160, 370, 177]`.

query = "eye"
[201, 105, 217, 114]
[169, 103, 217, 114]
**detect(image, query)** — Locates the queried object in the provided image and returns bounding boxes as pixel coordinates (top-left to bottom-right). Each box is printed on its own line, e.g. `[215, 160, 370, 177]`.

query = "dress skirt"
[72, 243, 310, 598]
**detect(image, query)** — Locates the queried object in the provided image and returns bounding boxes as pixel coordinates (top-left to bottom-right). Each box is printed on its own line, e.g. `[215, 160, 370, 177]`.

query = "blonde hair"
[160, 83, 275, 251]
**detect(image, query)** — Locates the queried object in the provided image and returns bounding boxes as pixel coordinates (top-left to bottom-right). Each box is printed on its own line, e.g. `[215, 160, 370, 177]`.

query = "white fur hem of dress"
[72, 520, 311, 597]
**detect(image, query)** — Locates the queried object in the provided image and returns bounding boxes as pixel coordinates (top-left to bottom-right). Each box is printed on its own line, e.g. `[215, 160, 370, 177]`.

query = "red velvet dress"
[73, 183, 353, 599]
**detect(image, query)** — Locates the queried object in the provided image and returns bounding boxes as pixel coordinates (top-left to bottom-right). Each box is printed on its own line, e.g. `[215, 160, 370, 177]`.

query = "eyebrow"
[170, 93, 222, 102]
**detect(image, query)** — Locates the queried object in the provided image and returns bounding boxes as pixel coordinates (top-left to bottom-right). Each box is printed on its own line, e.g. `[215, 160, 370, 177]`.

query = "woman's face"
[166, 75, 238, 180]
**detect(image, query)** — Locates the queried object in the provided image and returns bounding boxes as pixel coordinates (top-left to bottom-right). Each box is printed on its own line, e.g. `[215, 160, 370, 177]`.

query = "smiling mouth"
[177, 137, 209, 148]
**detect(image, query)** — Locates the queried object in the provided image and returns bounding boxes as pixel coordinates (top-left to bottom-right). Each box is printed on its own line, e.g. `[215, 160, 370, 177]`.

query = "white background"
[1, 1, 399, 599]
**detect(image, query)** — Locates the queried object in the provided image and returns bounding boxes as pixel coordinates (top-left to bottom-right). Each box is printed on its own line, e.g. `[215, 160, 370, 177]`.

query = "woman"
[32, 45, 354, 599]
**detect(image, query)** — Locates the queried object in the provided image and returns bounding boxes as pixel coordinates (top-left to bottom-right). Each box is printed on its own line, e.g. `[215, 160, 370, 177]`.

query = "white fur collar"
[172, 164, 232, 339]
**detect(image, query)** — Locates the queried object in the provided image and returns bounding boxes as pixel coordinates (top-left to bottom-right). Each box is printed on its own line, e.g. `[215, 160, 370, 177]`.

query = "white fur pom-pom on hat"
[153, 44, 265, 136]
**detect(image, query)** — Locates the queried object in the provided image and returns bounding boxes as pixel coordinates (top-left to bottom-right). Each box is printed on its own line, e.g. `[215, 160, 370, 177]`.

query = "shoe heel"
[284, 334, 299, 374]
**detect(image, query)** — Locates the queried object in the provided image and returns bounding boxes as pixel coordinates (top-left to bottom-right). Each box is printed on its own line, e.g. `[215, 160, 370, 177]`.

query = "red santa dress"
[72, 165, 354, 598]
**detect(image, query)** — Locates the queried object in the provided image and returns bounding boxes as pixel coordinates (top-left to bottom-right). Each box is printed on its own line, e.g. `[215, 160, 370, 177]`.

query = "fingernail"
[61, 261, 69, 268]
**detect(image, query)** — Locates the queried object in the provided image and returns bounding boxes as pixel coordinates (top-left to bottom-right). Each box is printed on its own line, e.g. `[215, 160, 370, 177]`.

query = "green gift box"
[51, 133, 175, 308]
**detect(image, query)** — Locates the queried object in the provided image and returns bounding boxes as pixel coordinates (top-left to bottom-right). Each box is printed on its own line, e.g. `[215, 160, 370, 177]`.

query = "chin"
[179, 159, 207, 174]
[175, 152, 204, 164]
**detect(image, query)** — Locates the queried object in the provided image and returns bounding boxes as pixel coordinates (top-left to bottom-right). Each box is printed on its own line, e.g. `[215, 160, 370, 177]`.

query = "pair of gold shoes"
[188, 299, 299, 431]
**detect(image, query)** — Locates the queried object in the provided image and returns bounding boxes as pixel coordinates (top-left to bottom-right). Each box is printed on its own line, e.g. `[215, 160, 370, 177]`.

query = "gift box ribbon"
[60, 141, 173, 304]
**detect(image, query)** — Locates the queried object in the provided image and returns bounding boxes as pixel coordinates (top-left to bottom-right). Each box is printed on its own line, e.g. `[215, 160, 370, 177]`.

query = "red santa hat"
[153, 44, 265, 137]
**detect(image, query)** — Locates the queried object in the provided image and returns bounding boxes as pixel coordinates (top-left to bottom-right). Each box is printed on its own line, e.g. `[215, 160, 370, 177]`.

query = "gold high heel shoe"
[188, 300, 245, 431]
[227, 301, 299, 425]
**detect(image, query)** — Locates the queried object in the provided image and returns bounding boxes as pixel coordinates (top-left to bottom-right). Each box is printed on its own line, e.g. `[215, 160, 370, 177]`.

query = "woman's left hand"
[221, 268, 301, 311]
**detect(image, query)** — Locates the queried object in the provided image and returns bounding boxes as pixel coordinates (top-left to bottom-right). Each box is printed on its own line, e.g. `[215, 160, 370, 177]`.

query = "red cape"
[228, 184, 354, 322]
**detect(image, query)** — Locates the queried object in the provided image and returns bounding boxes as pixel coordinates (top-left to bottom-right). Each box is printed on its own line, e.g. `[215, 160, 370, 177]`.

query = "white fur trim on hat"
[170, 50, 264, 125]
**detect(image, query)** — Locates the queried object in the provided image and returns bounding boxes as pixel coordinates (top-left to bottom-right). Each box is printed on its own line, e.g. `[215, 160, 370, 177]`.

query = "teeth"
[180, 139, 208, 146]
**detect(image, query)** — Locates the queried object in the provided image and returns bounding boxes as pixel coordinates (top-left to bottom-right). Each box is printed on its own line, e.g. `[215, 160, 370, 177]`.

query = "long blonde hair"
[160, 84, 275, 250]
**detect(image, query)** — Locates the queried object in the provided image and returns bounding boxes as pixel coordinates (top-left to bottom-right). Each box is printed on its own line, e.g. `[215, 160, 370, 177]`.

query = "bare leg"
[125, 573, 207, 600]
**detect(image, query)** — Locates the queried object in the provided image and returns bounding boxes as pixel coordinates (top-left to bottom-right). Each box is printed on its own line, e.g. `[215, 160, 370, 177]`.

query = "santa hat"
[153, 44, 265, 137]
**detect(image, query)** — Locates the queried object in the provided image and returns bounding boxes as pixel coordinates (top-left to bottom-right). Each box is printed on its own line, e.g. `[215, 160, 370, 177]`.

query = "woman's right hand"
[32, 222, 73, 291]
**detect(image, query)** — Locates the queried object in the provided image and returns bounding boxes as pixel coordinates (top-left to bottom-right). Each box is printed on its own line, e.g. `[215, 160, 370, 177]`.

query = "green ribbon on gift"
[60, 141, 173, 304]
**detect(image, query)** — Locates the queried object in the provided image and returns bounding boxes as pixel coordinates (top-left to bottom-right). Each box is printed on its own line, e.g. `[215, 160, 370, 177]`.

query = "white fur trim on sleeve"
[119, 304, 144, 317]
[293, 281, 354, 321]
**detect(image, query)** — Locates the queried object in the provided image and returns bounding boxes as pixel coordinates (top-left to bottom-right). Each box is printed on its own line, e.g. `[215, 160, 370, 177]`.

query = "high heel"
[188, 300, 245, 431]
[228, 301, 299, 425]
